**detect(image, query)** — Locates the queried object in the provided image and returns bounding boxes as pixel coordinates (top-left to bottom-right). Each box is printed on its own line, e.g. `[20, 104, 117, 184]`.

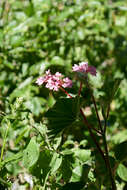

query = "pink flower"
[72, 62, 88, 72]
[72, 62, 97, 76]
[36, 69, 72, 91]
[36, 77, 45, 85]
[62, 77, 73, 88]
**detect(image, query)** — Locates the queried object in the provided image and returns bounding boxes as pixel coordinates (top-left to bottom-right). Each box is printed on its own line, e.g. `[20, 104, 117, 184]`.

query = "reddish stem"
[80, 108, 106, 164]
[92, 127, 102, 135]
[60, 87, 72, 98]
[60, 87, 106, 164]
[91, 93, 103, 133]
[60, 85, 116, 189]
[104, 105, 110, 133]
[78, 82, 82, 96]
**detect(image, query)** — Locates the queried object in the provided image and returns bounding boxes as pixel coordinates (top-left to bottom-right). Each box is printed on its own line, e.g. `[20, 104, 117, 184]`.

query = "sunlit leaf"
[22, 137, 39, 168]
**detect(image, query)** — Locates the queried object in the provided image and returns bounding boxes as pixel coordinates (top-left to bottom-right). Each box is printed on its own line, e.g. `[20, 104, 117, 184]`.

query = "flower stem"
[91, 93, 103, 133]
[104, 105, 110, 133]
[78, 82, 82, 96]
[91, 93, 117, 189]
[61, 87, 117, 187]
[61, 83, 116, 189]
[80, 108, 106, 164]
[103, 106, 117, 190]
[60, 86, 109, 178]
[102, 134, 117, 190]
[60, 87, 72, 98]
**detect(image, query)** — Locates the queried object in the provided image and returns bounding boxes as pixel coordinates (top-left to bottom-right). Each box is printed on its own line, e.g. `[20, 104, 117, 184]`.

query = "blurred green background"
[0, 0, 127, 189]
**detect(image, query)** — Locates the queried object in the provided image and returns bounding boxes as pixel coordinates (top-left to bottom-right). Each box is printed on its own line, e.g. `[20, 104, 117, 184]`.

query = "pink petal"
[72, 64, 80, 72]
[62, 77, 73, 88]
[36, 77, 45, 85]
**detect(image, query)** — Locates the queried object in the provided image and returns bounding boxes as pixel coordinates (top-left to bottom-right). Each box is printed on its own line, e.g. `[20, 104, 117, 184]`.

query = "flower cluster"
[36, 62, 96, 91]
[36, 70, 72, 91]
[72, 62, 97, 76]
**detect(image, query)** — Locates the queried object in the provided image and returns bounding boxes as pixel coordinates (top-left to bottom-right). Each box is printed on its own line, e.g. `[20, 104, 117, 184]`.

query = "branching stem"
[91, 92, 117, 190]
[91, 93, 103, 133]
[80, 108, 106, 164]
[60, 86, 116, 190]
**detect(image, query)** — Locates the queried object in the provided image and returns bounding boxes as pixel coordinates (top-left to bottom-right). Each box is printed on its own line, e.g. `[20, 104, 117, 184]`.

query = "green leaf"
[25, 97, 46, 116]
[100, 78, 122, 119]
[15, 128, 29, 145]
[3, 152, 23, 164]
[0, 152, 23, 169]
[30, 149, 51, 180]
[61, 182, 84, 190]
[114, 141, 127, 162]
[61, 149, 74, 155]
[112, 130, 127, 144]
[61, 155, 73, 182]
[117, 164, 127, 182]
[22, 137, 39, 168]
[45, 97, 79, 136]
[74, 149, 91, 163]
[50, 152, 62, 174]
[53, 135, 62, 150]
[79, 140, 88, 147]
[88, 71, 103, 89]
[71, 165, 83, 182]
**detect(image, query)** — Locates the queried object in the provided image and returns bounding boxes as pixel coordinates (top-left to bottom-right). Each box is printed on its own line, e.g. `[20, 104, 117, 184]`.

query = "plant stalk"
[61, 87, 102, 135]
[91, 92, 117, 189]
[103, 134, 117, 190]
[61, 87, 114, 186]
[60, 87, 72, 98]
[104, 105, 110, 133]
[78, 82, 82, 96]
[91, 93, 103, 133]
[80, 108, 106, 164]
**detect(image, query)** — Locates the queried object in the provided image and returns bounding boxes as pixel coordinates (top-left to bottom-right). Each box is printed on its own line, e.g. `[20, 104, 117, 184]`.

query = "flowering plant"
[36, 62, 121, 190]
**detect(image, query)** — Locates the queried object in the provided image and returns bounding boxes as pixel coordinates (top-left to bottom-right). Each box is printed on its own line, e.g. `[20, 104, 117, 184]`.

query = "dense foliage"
[0, 0, 127, 189]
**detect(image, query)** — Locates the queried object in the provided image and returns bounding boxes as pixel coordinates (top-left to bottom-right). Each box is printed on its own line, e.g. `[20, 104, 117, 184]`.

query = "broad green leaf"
[61, 155, 73, 182]
[45, 97, 79, 136]
[114, 141, 127, 162]
[117, 164, 127, 182]
[112, 129, 127, 144]
[30, 150, 52, 181]
[22, 137, 39, 168]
